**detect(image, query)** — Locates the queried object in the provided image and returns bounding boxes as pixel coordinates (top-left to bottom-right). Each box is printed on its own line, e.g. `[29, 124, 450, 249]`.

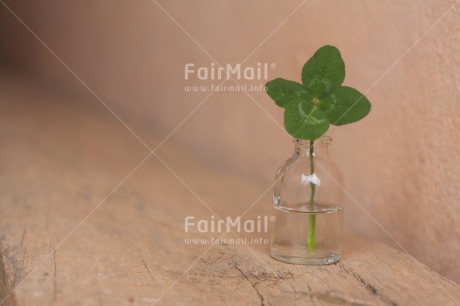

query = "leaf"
[301, 45, 345, 98]
[318, 86, 371, 125]
[284, 100, 329, 140]
[265, 78, 309, 108]
[264, 45, 371, 138]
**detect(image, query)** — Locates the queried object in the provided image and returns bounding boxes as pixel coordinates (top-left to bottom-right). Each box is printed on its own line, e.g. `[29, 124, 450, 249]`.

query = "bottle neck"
[293, 137, 331, 156]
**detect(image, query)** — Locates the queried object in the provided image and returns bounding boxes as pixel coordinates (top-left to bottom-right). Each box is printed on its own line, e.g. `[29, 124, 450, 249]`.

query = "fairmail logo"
[184, 215, 271, 233]
[184, 63, 275, 81]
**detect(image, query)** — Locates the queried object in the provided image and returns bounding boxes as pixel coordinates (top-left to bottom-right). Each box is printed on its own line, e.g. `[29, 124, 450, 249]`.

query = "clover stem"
[307, 140, 316, 250]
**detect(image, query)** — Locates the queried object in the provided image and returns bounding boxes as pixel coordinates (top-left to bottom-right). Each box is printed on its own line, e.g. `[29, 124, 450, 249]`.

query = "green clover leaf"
[265, 45, 371, 140]
[301, 45, 345, 98]
[284, 99, 329, 140]
[265, 78, 310, 108]
[318, 86, 371, 126]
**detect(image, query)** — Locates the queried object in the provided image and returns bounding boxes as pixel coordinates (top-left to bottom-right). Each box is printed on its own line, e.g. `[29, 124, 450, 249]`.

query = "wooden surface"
[0, 74, 459, 306]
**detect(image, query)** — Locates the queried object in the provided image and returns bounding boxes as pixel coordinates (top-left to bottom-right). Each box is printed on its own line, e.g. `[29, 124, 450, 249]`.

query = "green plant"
[265, 45, 371, 250]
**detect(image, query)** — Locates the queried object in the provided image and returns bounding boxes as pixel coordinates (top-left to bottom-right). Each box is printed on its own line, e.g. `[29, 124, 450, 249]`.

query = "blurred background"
[0, 0, 458, 282]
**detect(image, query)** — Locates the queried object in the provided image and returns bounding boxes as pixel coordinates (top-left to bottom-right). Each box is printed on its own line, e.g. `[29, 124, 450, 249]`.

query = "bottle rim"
[293, 135, 332, 146]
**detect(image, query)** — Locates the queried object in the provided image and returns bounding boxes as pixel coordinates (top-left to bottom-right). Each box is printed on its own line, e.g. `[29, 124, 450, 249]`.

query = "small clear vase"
[271, 136, 344, 265]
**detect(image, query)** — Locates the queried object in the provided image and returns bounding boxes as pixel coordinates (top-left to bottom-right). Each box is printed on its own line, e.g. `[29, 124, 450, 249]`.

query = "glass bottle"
[271, 136, 344, 265]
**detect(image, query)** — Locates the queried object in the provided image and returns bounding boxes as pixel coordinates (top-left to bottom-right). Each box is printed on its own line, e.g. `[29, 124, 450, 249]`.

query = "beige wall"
[1, 0, 459, 281]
